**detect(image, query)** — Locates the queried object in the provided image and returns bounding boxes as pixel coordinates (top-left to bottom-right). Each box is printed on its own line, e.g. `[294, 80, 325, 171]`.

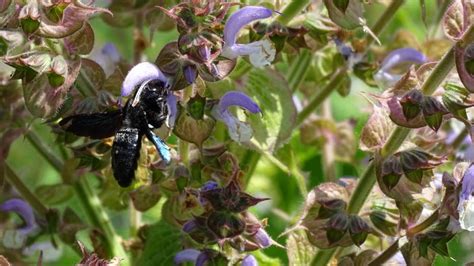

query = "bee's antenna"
[132, 79, 153, 107]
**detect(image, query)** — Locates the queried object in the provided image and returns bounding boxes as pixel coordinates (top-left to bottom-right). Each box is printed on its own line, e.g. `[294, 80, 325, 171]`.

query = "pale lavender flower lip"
[241, 254, 258, 266]
[374, 48, 427, 87]
[174, 249, 200, 265]
[458, 164, 474, 231]
[0, 198, 37, 234]
[222, 6, 275, 67]
[121, 62, 168, 97]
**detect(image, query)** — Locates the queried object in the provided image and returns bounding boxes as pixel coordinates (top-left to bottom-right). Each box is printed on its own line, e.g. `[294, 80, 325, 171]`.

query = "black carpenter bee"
[59, 79, 172, 187]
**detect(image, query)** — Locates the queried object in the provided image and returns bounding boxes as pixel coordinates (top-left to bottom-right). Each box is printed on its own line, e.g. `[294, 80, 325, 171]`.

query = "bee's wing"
[59, 110, 123, 139]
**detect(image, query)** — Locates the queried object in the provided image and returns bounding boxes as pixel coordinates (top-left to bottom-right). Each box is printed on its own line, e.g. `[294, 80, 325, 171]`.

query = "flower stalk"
[276, 0, 311, 25]
[310, 23, 474, 266]
[4, 163, 48, 217]
[23, 126, 129, 263]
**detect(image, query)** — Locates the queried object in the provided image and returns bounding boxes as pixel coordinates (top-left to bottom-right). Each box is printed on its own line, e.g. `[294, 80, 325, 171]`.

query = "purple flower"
[253, 228, 272, 248]
[174, 249, 200, 265]
[221, 6, 275, 68]
[374, 48, 427, 88]
[0, 198, 38, 248]
[0, 198, 37, 234]
[334, 39, 363, 68]
[458, 164, 474, 231]
[241, 254, 258, 266]
[121, 62, 169, 97]
[88, 43, 121, 77]
[212, 91, 261, 143]
[166, 94, 178, 128]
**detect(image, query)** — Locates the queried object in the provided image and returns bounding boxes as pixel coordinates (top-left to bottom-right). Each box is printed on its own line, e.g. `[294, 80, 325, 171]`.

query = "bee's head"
[132, 79, 170, 107]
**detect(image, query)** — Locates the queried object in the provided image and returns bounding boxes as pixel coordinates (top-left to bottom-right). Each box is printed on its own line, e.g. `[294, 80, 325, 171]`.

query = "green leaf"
[323, 0, 364, 29]
[286, 230, 316, 266]
[64, 23, 95, 55]
[253, 250, 282, 266]
[35, 184, 74, 205]
[442, 0, 465, 41]
[45, 3, 68, 23]
[136, 220, 183, 266]
[23, 59, 81, 118]
[242, 68, 296, 153]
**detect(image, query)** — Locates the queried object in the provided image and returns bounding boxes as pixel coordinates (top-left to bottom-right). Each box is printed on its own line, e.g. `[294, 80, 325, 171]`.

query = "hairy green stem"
[24, 130, 129, 263]
[368, 239, 400, 266]
[276, 0, 311, 25]
[288, 49, 312, 93]
[4, 163, 49, 217]
[310, 23, 474, 266]
[296, 67, 347, 128]
[251, 140, 308, 196]
[321, 100, 337, 182]
[241, 151, 262, 186]
[366, 0, 405, 46]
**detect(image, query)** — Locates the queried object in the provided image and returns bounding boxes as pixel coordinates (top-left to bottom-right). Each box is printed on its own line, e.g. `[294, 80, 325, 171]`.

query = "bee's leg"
[145, 129, 171, 164]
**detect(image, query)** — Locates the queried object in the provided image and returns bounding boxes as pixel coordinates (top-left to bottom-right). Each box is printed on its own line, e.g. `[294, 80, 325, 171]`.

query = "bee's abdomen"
[111, 127, 142, 187]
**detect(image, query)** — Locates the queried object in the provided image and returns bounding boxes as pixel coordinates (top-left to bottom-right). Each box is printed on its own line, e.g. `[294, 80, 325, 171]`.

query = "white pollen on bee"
[148, 124, 153, 129]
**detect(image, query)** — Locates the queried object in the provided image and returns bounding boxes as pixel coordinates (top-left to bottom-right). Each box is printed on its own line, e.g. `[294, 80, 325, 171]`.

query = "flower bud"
[206, 211, 245, 239]
[399, 149, 444, 184]
[455, 43, 474, 92]
[400, 89, 424, 120]
[369, 210, 398, 236]
[317, 199, 347, 219]
[421, 96, 448, 132]
[348, 215, 370, 246]
[381, 155, 403, 190]
[326, 212, 349, 244]
[241, 254, 258, 266]
[19, 2, 40, 34]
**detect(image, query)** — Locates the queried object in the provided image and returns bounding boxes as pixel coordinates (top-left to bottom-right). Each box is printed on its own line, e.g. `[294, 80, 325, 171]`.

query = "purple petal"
[121, 62, 168, 97]
[101, 43, 120, 63]
[174, 249, 200, 265]
[0, 199, 37, 233]
[460, 164, 474, 202]
[166, 94, 178, 128]
[334, 39, 353, 60]
[218, 91, 261, 115]
[182, 220, 197, 233]
[201, 181, 219, 192]
[195, 251, 210, 266]
[380, 48, 427, 72]
[199, 46, 211, 62]
[183, 65, 197, 84]
[455, 44, 474, 92]
[224, 6, 273, 47]
[241, 254, 258, 266]
[254, 228, 271, 248]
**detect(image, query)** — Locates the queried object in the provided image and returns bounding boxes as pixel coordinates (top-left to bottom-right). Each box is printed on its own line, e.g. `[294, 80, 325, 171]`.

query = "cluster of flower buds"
[297, 182, 372, 249]
[378, 149, 445, 190]
[156, 2, 276, 89]
[174, 179, 272, 265]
